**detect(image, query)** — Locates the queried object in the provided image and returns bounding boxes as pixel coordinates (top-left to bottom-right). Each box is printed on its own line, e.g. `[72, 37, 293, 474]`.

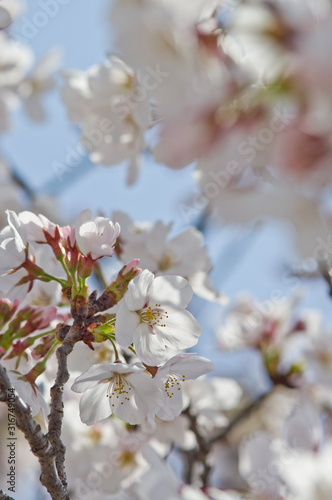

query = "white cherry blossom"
[71, 362, 162, 425]
[115, 269, 201, 365]
[61, 56, 150, 181]
[0, 209, 27, 274]
[154, 353, 214, 421]
[74, 209, 120, 260]
[113, 212, 227, 305]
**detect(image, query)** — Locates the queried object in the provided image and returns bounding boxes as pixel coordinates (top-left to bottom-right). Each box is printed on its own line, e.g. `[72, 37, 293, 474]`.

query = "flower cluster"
[113, 211, 227, 305]
[0, 13, 59, 129]
[61, 55, 150, 183]
[72, 269, 213, 425]
[0, 207, 213, 430]
[58, 0, 332, 262]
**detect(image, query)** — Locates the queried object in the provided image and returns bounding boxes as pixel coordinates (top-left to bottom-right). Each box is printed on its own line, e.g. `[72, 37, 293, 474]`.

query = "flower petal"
[154, 307, 201, 350]
[78, 382, 111, 425]
[168, 353, 214, 379]
[71, 364, 114, 393]
[149, 275, 193, 308]
[155, 380, 184, 421]
[125, 269, 154, 310]
[134, 323, 167, 366]
[115, 301, 139, 347]
[113, 371, 161, 425]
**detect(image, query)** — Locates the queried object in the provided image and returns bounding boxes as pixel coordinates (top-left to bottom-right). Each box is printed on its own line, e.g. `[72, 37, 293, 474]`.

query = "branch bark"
[0, 490, 15, 500]
[208, 392, 270, 445]
[47, 323, 82, 490]
[182, 407, 211, 487]
[0, 363, 70, 500]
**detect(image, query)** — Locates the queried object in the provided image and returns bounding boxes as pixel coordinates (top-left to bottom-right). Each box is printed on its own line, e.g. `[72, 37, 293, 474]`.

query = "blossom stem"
[103, 334, 119, 361]
[128, 345, 137, 356]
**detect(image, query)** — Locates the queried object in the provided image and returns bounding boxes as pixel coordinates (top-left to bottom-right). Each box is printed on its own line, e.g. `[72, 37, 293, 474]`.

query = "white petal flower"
[74, 209, 120, 260]
[71, 362, 162, 425]
[115, 269, 201, 365]
[0, 210, 27, 274]
[154, 353, 214, 421]
[113, 212, 227, 305]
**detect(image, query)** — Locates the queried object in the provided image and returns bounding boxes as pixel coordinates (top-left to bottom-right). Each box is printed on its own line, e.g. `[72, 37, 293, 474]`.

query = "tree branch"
[182, 407, 211, 487]
[47, 323, 82, 490]
[0, 363, 70, 500]
[0, 490, 15, 500]
[208, 392, 270, 445]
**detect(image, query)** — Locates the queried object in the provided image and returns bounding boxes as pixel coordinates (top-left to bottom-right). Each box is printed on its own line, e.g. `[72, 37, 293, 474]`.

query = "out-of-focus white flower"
[62, 399, 149, 496]
[110, 0, 224, 115]
[71, 362, 162, 425]
[0, 32, 33, 88]
[113, 211, 227, 305]
[2, 350, 49, 424]
[216, 294, 301, 351]
[304, 313, 332, 385]
[18, 48, 61, 122]
[239, 432, 288, 499]
[283, 401, 323, 453]
[61, 56, 150, 181]
[185, 377, 243, 433]
[154, 353, 213, 420]
[74, 209, 120, 260]
[282, 440, 332, 500]
[115, 269, 201, 365]
[152, 414, 196, 451]
[0, 0, 21, 29]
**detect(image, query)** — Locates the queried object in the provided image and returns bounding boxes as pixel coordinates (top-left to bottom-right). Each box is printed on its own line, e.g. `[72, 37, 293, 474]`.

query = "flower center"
[158, 249, 177, 272]
[164, 373, 186, 398]
[139, 303, 169, 328]
[106, 374, 132, 407]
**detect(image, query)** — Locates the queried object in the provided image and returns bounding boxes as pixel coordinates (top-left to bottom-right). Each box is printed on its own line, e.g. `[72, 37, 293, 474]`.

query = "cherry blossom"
[61, 56, 150, 182]
[153, 353, 214, 420]
[71, 362, 163, 425]
[115, 269, 201, 365]
[74, 209, 121, 260]
[113, 211, 227, 304]
[0, 209, 28, 274]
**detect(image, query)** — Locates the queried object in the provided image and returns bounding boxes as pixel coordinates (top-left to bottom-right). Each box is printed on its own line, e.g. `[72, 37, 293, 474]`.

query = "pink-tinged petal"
[149, 275, 193, 308]
[115, 301, 139, 347]
[125, 269, 154, 311]
[154, 307, 201, 350]
[71, 364, 114, 393]
[134, 323, 167, 366]
[79, 383, 111, 425]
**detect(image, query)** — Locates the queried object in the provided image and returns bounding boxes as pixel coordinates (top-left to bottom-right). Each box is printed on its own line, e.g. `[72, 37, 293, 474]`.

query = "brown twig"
[209, 392, 270, 445]
[47, 323, 82, 490]
[0, 363, 70, 500]
[181, 392, 271, 487]
[182, 407, 211, 487]
[0, 490, 15, 500]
